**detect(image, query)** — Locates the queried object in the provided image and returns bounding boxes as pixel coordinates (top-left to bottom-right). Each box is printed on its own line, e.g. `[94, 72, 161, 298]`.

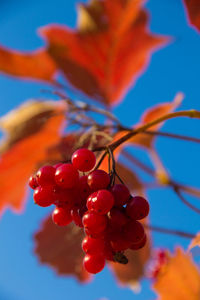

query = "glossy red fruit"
[53, 187, 77, 208]
[53, 163, 63, 169]
[52, 206, 72, 226]
[108, 207, 128, 228]
[111, 184, 130, 207]
[83, 254, 105, 274]
[77, 175, 91, 201]
[123, 220, 145, 244]
[72, 148, 96, 172]
[71, 206, 87, 227]
[82, 236, 105, 254]
[126, 196, 149, 220]
[110, 232, 131, 251]
[33, 186, 55, 207]
[87, 192, 97, 211]
[36, 165, 55, 186]
[103, 241, 115, 261]
[28, 176, 38, 189]
[87, 190, 114, 215]
[82, 211, 108, 235]
[55, 163, 79, 189]
[87, 170, 110, 191]
[84, 227, 105, 239]
[130, 233, 147, 250]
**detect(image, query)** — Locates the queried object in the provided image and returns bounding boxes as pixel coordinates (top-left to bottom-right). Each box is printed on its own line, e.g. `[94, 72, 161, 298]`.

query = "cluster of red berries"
[29, 148, 150, 274]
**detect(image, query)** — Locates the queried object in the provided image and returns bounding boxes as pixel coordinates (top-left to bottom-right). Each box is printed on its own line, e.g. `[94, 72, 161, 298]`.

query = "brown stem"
[73, 100, 121, 125]
[144, 130, 200, 144]
[93, 110, 200, 152]
[173, 186, 200, 214]
[172, 182, 200, 198]
[121, 149, 200, 200]
[145, 224, 195, 239]
[111, 110, 200, 151]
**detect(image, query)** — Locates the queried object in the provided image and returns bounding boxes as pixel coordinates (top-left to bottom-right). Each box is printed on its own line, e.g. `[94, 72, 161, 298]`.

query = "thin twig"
[173, 186, 200, 214]
[145, 224, 195, 239]
[144, 130, 200, 144]
[172, 182, 200, 198]
[93, 110, 200, 152]
[121, 149, 200, 199]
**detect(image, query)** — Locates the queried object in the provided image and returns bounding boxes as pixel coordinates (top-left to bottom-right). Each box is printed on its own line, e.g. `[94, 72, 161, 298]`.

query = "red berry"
[28, 176, 38, 189]
[111, 184, 130, 207]
[54, 163, 63, 169]
[110, 232, 131, 251]
[130, 233, 147, 250]
[71, 206, 87, 227]
[87, 190, 114, 215]
[103, 241, 115, 261]
[108, 207, 128, 228]
[83, 254, 105, 274]
[126, 196, 149, 220]
[33, 186, 55, 207]
[55, 163, 79, 189]
[53, 187, 76, 208]
[82, 236, 105, 254]
[87, 192, 97, 211]
[82, 211, 107, 235]
[87, 170, 110, 191]
[52, 206, 72, 226]
[123, 220, 145, 244]
[77, 175, 91, 201]
[72, 148, 96, 172]
[36, 165, 55, 186]
[157, 249, 167, 264]
[84, 227, 105, 239]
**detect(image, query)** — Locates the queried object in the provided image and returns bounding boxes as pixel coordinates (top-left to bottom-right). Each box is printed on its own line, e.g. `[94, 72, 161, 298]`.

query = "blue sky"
[0, 0, 200, 299]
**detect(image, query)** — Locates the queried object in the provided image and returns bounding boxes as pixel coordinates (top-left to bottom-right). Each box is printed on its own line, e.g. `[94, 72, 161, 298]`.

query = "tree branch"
[145, 224, 195, 239]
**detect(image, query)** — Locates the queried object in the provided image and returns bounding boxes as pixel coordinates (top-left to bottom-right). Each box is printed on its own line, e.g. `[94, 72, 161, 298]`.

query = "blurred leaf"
[34, 215, 90, 282]
[188, 232, 200, 250]
[153, 248, 200, 300]
[183, 0, 200, 32]
[0, 100, 67, 214]
[0, 47, 56, 82]
[109, 232, 150, 286]
[40, 0, 167, 106]
[115, 162, 144, 194]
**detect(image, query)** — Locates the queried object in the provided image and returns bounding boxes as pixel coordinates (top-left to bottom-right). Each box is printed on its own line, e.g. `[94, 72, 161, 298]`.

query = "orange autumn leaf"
[183, 0, 200, 32]
[0, 100, 67, 214]
[113, 93, 183, 150]
[0, 46, 56, 82]
[40, 0, 168, 106]
[153, 248, 200, 300]
[34, 215, 90, 282]
[188, 232, 200, 250]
